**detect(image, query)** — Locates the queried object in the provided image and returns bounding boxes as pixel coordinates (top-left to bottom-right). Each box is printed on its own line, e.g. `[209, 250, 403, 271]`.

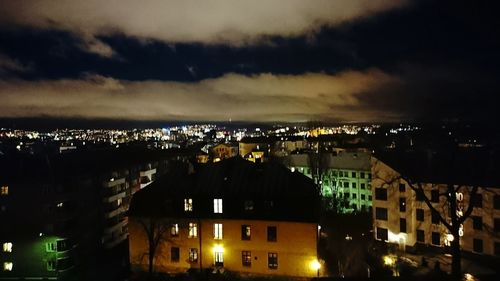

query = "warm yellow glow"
[3, 262, 13, 271]
[383, 255, 396, 266]
[447, 234, 454, 242]
[2, 242, 12, 252]
[0, 186, 8, 196]
[310, 260, 321, 270]
[213, 244, 224, 253]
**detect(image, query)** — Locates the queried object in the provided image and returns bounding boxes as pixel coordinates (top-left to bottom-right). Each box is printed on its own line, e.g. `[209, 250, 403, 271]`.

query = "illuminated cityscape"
[1, 0, 500, 281]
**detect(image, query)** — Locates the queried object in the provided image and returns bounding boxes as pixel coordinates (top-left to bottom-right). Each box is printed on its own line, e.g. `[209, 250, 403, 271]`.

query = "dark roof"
[374, 148, 500, 187]
[129, 157, 319, 223]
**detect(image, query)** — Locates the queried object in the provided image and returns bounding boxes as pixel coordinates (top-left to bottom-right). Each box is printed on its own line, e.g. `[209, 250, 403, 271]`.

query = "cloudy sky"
[0, 0, 499, 125]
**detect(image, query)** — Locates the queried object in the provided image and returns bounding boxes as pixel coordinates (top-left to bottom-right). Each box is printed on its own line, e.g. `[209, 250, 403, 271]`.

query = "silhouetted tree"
[137, 217, 171, 276]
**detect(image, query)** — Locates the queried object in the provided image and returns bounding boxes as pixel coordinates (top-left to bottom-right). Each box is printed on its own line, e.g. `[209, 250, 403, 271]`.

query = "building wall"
[129, 218, 319, 277]
[371, 157, 500, 256]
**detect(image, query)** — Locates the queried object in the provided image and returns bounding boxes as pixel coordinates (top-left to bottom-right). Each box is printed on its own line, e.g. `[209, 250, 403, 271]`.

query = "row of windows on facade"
[337, 192, 372, 201]
[1, 258, 73, 272]
[169, 222, 278, 242]
[377, 227, 500, 256]
[168, 247, 279, 269]
[375, 187, 500, 209]
[2, 240, 70, 254]
[332, 181, 371, 190]
[183, 198, 273, 213]
[291, 168, 371, 179]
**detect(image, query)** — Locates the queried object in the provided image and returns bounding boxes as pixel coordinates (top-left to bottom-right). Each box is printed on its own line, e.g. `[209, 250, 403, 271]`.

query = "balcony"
[104, 206, 126, 219]
[103, 232, 128, 249]
[102, 191, 126, 203]
[103, 177, 126, 188]
[104, 218, 128, 234]
[139, 168, 156, 177]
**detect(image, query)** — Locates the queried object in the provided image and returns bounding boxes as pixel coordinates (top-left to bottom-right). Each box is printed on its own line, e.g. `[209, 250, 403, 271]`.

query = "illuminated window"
[189, 248, 198, 262]
[171, 224, 179, 237]
[188, 223, 198, 238]
[171, 247, 180, 262]
[214, 199, 223, 213]
[242, 251, 251, 267]
[268, 252, 278, 269]
[3, 262, 13, 271]
[47, 260, 56, 271]
[267, 226, 277, 242]
[46, 242, 56, 252]
[214, 223, 223, 239]
[184, 198, 193, 212]
[3, 242, 12, 252]
[0, 186, 8, 196]
[241, 225, 251, 240]
[214, 249, 224, 266]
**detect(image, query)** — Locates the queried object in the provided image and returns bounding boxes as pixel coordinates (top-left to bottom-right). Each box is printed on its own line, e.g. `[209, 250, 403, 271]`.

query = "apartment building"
[128, 157, 321, 277]
[372, 150, 500, 257]
[211, 143, 238, 162]
[282, 151, 372, 213]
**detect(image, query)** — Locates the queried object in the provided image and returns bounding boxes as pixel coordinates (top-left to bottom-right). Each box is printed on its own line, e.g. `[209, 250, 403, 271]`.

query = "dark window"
[57, 239, 71, 252]
[375, 188, 387, 201]
[344, 182, 349, 188]
[473, 239, 483, 253]
[344, 193, 350, 198]
[495, 242, 500, 256]
[431, 232, 440, 245]
[416, 190, 425, 201]
[352, 172, 356, 178]
[244, 200, 254, 211]
[400, 218, 407, 233]
[352, 182, 357, 188]
[353, 193, 357, 199]
[361, 194, 366, 200]
[431, 211, 440, 224]
[472, 216, 483, 230]
[416, 209, 424, 221]
[242, 251, 251, 267]
[368, 195, 372, 201]
[399, 197, 406, 212]
[377, 227, 388, 241]
[417, 230, 425, 243]
[360, 172, 365, 178]
[241, 225, 251, 240]
[399, 183, 406, 192]
[361, 183, 365, 189]
[473, 194, 483, 208]
[268, 253, 278, 269]
[375, 207, 388, 221]
[494, 195, 500, 210]
[267, 226, 277, 242]
[57, 257, 74, 270]
[494, 218, 500, 232]
[171, 247, 180, 262]
[431, 190, 439, 203]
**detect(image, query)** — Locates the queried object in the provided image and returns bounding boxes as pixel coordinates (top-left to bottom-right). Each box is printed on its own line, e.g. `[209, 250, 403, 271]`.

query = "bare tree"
[373, 158, 480, 278]
[137, 217, 171, 276]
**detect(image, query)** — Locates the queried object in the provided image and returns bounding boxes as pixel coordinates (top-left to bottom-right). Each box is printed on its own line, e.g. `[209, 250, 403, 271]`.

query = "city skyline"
[1, 0, 500, 124]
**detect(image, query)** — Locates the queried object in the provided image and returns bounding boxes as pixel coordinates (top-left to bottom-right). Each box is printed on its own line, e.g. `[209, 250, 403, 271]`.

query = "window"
[494, 218, 500, 232]
[264, 200, 274, 210]
[268, 253, 278, 269]
[214, 198, 223, 213]
[351, 172, 356, 178]
[399, 183, 406, 192]
[352, 182, 357, 188]
[495, 242, 500, 256]
[360, 172, 365, 178]
[361, 183, 365, 189]
[399, 197, 406, 212]
[46, 242, 56, 252]
[47, 260, 56, 271]
[368, 195, 372, 201]
[431, 232, 440, 245]
[214, 223, 223, 239]
[377, 227, 388, 241]
[241, 225, 251, 240]
[171, 224, 179, 237]
[494, 195, 500, 210]
[400, 218, 407, 233]
[472, 216, 482, 230]
[431, 190, 439, 203]
[189, 223, 198, 238]
[416, 190, 425, 201]
[244, 200, 254, 211]
[344, 193, 349, 198]
[214, 249, 224, 266]
[171, 247, 180, 262]
[416, 209, 424, 221]
[473, 194, 483, 208]
[0, 186, 8, 196]
[189, 248, 198, 262]
[353, 193, 357, 199]
[2, 242, 12, 253]
[3, 262, 13, 271]
[242, 251, 251, 267]
[473, 239, 483, 253]
[375, 188, 387, 201]
[431, 211, 440, 224]
[417, 230, 425, 243]
[267, 226, 277, 242]
[375, 207, 388, 221]
[184, 198, 193, 211]
[361, 194, 366, 200]
[343, 182, 349, 188]
[57, 239, 70, 252]
[57, 257, 73, 270]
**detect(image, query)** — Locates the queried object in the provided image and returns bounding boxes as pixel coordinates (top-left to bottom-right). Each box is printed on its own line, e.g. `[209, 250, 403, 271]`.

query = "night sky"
[0, 0, 499, 124]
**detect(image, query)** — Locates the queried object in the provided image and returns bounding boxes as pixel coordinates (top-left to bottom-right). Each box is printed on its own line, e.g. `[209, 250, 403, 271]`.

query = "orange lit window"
[1, 186, 8, 196]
